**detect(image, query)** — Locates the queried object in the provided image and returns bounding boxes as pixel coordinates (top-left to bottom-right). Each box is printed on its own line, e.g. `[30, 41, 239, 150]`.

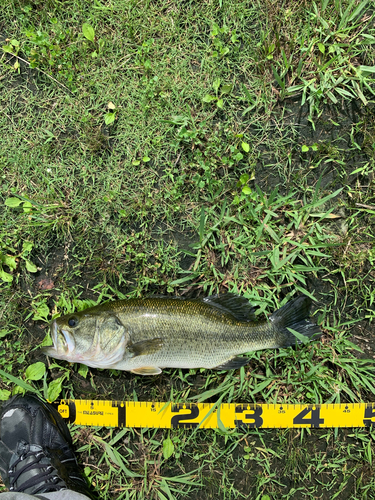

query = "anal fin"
[213, 356, 249, 370]
[131, 366, 162, 376]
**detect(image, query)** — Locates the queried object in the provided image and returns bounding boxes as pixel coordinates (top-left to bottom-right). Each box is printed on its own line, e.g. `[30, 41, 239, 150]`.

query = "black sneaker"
[0, 393, 97, 499]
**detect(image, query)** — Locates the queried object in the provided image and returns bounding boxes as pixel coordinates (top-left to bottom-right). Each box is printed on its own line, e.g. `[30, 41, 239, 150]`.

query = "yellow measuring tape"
[56, 400, 375, 429]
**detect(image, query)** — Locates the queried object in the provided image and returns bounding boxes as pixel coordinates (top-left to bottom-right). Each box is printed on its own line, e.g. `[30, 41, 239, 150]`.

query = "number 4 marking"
[293, 406, 324, 428]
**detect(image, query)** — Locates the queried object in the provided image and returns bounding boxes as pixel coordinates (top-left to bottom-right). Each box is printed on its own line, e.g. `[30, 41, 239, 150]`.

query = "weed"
[260, 0, 375, 124]
[0, 0, 375, 498]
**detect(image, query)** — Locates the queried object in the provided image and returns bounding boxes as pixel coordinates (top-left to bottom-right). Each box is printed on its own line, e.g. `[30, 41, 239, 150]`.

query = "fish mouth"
[61, 327, 75, 353]
[41, 320, 74, 357]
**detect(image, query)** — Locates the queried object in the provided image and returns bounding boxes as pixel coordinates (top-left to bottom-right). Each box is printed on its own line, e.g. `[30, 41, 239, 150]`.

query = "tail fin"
[270, 296, 321, 347]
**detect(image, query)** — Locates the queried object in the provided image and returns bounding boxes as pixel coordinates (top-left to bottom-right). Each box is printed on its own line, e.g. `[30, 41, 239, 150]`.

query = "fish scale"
[42, 294, 321, 375]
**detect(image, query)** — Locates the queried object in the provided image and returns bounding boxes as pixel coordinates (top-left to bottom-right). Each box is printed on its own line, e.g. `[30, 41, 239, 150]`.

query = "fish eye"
[68, 317, 78, 327]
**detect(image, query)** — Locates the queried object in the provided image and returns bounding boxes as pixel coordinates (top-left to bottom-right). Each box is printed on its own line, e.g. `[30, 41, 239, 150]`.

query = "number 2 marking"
[171, 404, 199, 428]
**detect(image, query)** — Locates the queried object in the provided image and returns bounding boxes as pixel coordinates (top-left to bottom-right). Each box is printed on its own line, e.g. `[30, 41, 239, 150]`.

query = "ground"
[0, 1, 375, 498]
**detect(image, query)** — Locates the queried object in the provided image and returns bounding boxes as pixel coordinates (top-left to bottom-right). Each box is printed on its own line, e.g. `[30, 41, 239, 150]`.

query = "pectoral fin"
[213, 356, 249, 370]
[127, 338, 163, 357]
[131, 366, 162, 376]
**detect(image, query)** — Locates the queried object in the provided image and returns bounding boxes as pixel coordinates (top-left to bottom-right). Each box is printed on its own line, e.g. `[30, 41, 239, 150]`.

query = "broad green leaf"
[142, 156, 150, 162]
[239, 173, 249, 185]
[78, 364, 89, 378]
[23, 201, 32, 213]
[3, 255, 17, 270]
[47, 376, 64, 402]
[2, 45, 13, 53]
[211, 24, 219, 36]
[202, 94, 216, 103]
[0, 389, 11, 401]
[104, 112, 115, 125]
[5, 197, 23, 207]
[242, 186, 252, 195]
[40, 331, 52, 347]
[0, 268, 13, 282]
[241, 142, 250, 153]
[25, 362, 46, 381]
[221, 84, 232, 94]
[32, 302, 50, 322]
[84, 467, 92, 477]
[217, 99, 224, 108]
[301, 145, 309, 152]
[318, 43, 325, 54]
[25, 259, 37, 273]
[82, 23, 95, 42]
[163, 438, 174, 460]
[213, 78, 221, 92]
[22, 241, 33, 253]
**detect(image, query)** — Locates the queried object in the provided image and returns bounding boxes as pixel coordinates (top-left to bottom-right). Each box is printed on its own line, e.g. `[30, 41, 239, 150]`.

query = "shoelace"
[9, 450, 66, 494]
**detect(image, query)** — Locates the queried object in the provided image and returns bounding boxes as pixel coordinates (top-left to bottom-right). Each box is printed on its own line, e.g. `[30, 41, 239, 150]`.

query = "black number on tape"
[171, 404, 199, 428]
[112, 402, 126, 427]
[364, 405, 375, 428]
[293, 407, 324, 428]
[234, 405, 263, 428]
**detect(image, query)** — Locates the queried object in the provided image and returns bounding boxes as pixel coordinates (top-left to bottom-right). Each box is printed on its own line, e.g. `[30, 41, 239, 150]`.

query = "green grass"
[1, 0, 375, 498]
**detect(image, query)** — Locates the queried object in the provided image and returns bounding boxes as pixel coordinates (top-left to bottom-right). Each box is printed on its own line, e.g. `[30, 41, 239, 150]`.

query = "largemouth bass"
[42, 294, 321, 375]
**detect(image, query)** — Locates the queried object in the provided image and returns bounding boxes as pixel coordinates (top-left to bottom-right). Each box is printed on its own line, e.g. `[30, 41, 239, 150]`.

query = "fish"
[42, 294, 321, 375]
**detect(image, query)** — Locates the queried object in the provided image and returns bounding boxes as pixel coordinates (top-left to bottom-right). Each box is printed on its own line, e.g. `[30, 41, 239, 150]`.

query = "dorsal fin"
[203, 293, 256, 322]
